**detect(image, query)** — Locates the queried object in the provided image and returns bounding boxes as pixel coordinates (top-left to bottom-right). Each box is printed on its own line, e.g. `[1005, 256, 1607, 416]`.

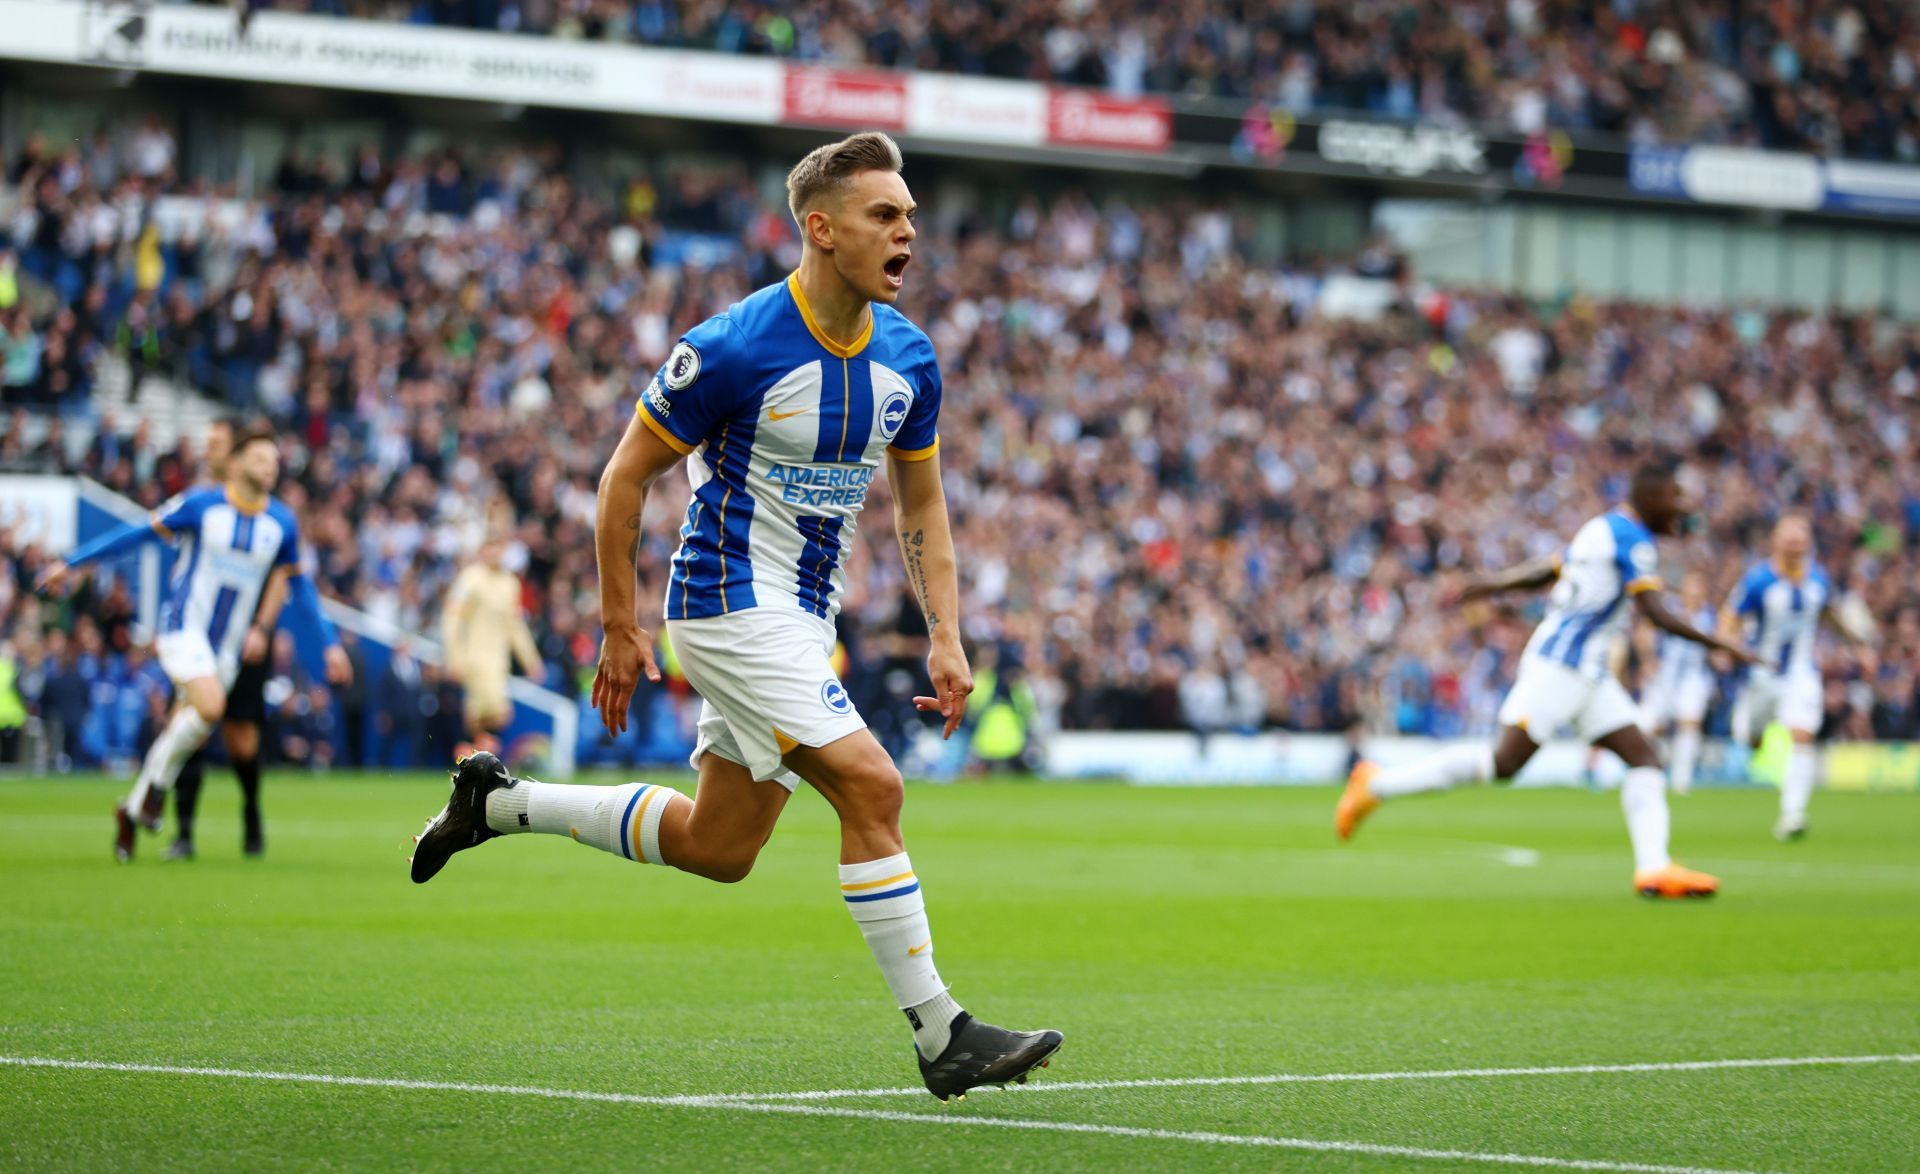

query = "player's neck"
[225, 480, 267, 514]
[1773, 556, 1805, 581]
[794, 255, 871, 347]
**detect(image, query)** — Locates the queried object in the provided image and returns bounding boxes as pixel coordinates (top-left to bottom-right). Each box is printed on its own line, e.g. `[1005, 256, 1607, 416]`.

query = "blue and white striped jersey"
[1521, 508, 1663, 681]
[1653, 606, 1716, 691]
[637, 273, 942, 621]
[156, 487, 301, 665]
[1728, 560, 1831, 675]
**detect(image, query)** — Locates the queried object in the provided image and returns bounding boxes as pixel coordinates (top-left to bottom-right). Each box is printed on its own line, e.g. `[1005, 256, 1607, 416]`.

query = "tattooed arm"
[889, 449, 973, 739]
[590, 411, 689, 735]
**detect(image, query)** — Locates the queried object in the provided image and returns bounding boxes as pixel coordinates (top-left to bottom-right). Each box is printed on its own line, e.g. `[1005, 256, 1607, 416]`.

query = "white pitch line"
[0, 1054, 1762, 1174]
[700, 1051, 1920, 1103]
[0, 1055, 725, 1107]
[719, 1099, 1758, 1173]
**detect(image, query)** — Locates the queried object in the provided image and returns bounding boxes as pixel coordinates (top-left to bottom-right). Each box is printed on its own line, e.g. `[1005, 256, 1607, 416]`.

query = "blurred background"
[2, 0, 1918, 786]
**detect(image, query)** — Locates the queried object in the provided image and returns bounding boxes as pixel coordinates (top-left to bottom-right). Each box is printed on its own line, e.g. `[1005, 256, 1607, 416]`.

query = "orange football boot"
[1335, 761, 1381, 841]
[1633, 862, 1719, 899]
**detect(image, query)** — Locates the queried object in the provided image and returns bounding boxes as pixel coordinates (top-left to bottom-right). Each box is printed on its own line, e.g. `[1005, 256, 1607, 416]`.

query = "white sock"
[486, 780, 684, 865]
[1670, 727, 1702, 794]
[1371, 742, 1495, 800]
[128, 707, 212, 813]
[1781, 744, 1816, 823]
[1621, 765, 1671, 873]
[840, 852, 959, 1059]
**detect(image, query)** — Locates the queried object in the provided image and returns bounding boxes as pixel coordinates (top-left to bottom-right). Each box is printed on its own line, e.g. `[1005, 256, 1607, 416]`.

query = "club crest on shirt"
[877, 390, 912, 441]
[664, 341, 701, 391]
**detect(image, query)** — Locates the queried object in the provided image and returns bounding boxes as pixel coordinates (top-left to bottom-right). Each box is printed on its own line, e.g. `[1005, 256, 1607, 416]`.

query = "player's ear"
[806, 206, 834, 252]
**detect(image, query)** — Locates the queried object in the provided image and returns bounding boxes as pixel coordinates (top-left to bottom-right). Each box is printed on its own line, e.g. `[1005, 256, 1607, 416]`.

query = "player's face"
[1637, 478, 1684, 535]
[830, 169, 917, 305]
[204, 423, 232, 480]
[1774, 518, 1811, 563]
[235, 439, 279, 493]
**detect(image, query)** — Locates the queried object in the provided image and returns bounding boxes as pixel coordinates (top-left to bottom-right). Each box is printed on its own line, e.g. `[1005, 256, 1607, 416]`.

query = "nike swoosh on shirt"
[768, 406, 811, 421]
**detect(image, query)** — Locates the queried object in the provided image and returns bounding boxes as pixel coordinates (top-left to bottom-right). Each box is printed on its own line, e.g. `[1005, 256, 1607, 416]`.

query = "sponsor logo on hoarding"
[784, 67, 908, 130]
[907, 76, 1047, 146]
[1233, 104, 1296, 162]
[1047, 90, 1170, 152]
[1319, 120, 1485, 177]
[82, 0, 148, 65]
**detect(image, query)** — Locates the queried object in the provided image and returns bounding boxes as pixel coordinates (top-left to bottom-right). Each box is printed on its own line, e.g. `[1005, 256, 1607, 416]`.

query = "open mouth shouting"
[883, 252, 911, 289]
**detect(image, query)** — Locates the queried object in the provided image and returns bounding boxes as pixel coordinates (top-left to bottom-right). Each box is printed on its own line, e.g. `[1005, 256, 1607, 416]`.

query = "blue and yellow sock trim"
[842, 870, 919, 904]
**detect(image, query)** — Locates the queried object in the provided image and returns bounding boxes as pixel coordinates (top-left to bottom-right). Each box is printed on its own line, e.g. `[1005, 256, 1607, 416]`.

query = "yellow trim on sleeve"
[887, 437, 940, 462]
[787, 272, 872, 359]
[637, 402, 695, 455]
[1626, 576, 1663, 596]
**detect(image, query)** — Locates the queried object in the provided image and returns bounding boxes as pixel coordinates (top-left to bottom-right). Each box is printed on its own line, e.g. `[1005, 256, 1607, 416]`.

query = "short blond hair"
[786, 132, 904, 226]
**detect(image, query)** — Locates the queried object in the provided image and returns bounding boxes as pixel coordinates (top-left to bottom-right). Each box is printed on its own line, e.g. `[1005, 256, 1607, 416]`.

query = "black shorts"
[226, 657, 269, 725]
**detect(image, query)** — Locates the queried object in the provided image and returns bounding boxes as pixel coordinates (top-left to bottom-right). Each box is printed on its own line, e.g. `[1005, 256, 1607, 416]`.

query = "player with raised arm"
[37, 427, 306, 862]
[404, 132, 1062, 1101]
[1334, 462, 1758, 898]
[1722, 515, 1874, 841]
[1640, 570, 1718, 796]
[168, 417, 353, 860]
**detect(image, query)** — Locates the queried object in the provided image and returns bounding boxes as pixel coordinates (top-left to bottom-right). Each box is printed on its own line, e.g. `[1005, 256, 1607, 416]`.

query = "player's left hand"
[324, 644, 353, 685]
[914, 638, 973, 741]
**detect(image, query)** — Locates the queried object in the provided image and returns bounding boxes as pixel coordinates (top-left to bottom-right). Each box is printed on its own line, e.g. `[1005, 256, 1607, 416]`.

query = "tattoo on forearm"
[900, 527, 939, 632]
[625, 513, 642, 572]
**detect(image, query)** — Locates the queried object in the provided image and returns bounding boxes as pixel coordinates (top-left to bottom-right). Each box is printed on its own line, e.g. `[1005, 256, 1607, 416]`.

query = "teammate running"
[38, 427, 305, 862]
[168, 417, 353, 861]
[1335, 462, 1758, 898]
[1640, 570, 1718, 795]
[1722, 515, 1873, 841]
[406, 132, 1062, 1101]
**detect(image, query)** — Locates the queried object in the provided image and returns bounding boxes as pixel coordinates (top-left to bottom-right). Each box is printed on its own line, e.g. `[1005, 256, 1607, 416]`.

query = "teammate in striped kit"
[38, 428, 301, 862]
[1335, 463, 1758, 898]
[406, 133, 1061, 1100]
[1640, 571, 1719, 796]
[167, 417, 354, 862]
[1722, 515, 1874, 841]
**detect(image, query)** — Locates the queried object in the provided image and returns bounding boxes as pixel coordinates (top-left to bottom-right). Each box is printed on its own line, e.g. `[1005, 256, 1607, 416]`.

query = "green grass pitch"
[2, 773, 1916, 1171]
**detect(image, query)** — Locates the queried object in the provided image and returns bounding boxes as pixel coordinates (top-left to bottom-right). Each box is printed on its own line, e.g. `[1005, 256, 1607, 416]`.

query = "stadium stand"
[3, 121, 1915, 774]
[216, 0, 1920, 159]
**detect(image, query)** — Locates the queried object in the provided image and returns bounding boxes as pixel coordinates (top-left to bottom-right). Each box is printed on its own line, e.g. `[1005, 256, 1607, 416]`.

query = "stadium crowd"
[3, 126, 1919, 773]
[213, 0, 1920, 160]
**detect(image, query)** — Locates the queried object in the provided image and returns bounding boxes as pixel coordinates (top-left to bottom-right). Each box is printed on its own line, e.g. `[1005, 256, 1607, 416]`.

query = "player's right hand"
[591, 624, 662, 735]
[33, 562, 71, 595]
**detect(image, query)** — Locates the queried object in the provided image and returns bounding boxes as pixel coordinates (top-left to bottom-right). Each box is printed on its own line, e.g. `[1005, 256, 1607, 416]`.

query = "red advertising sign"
[1046, 90, 1171, 152]
[784, 67, 909, 131]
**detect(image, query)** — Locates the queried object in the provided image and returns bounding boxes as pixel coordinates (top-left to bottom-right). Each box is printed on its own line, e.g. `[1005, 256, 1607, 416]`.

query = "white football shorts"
[156, 629, 239, 691]
[1732, 668, 1823, 742]
[1497, 655, 1641, 741]
[1641, 673, 1713, 730]
[666, 607, 866, 792]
